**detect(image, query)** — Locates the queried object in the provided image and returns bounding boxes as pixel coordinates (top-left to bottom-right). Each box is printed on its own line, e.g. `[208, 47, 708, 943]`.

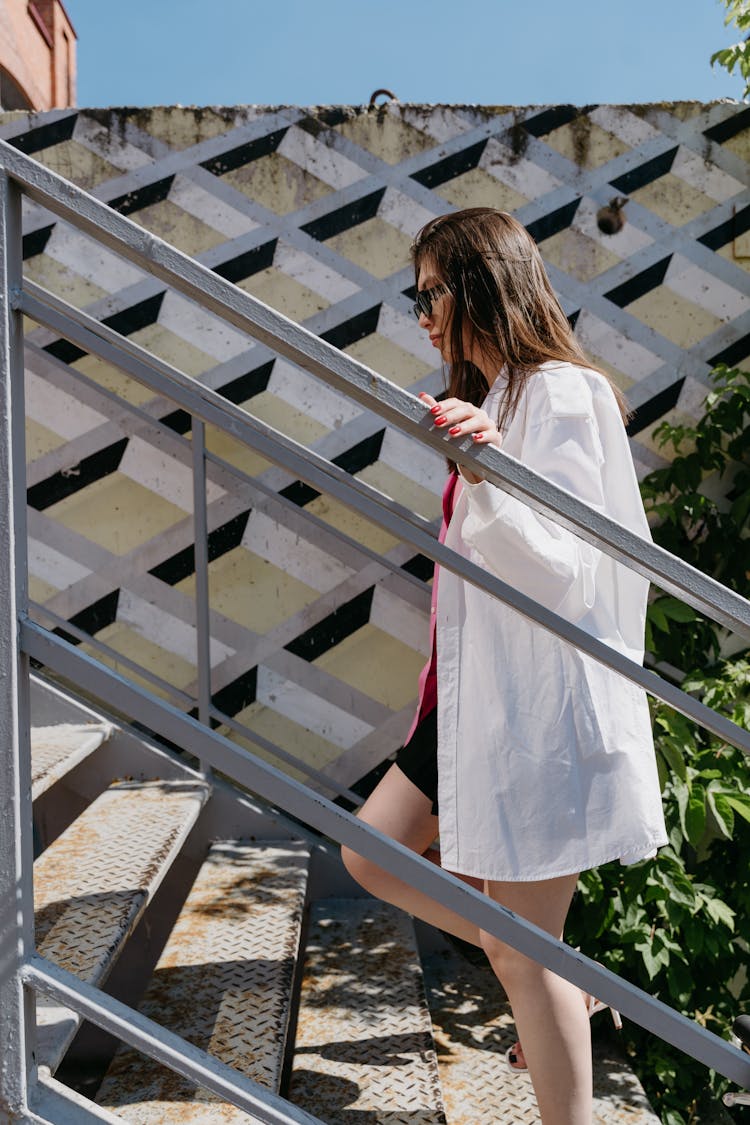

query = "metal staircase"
[28, 674, 660, 1123]
[2, 136, 750, 1123]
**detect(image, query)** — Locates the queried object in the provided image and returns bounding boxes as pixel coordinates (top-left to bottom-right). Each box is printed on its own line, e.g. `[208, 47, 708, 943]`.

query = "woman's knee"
[341, 845, 385, 894]
[479, 930, 541, 990]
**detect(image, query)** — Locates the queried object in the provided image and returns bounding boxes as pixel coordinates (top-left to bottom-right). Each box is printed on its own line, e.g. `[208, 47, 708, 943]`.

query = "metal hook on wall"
[369, 89, 398, 108]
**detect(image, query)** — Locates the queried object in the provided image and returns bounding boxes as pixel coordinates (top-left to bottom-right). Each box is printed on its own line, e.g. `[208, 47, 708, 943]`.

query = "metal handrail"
[28, 600, 365, 805]
[3, 136, 750, 639]
[18, 277, 750, 759]
[3, 139, 750, 1119]
[21, 620, 750, 1089]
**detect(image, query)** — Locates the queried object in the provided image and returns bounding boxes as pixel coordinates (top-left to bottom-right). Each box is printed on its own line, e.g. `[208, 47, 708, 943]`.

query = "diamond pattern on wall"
[2, 100, 748, 791]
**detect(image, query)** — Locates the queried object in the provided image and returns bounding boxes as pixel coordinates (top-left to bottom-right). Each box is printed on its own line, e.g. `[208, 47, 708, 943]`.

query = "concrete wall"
[0, 0, 76, 111]
[0, 102, 748, 793]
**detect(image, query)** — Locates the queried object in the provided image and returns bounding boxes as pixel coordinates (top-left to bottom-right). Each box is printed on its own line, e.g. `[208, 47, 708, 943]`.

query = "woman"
[342, 208, 667, 1125]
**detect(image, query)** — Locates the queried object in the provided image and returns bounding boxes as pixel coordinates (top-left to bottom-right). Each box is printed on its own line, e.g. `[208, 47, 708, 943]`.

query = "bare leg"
[480, 875, 592, 1125]
[341, 763, 483, 945]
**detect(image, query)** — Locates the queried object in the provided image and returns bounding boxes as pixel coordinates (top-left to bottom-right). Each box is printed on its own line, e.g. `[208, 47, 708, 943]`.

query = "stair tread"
[35, 778, 208, 1073]
[31, 721, 113, 800]
[422, 948, 660, 1124]
[96, 839, 311, 1123]
[289, 898, 446, 1124]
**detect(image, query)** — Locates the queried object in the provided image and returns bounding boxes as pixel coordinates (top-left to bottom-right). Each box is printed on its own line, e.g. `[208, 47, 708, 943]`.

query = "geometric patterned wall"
[1, 102, 748, 795]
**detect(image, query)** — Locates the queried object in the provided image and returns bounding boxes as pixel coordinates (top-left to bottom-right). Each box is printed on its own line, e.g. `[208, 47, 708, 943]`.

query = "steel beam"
[0, 170, 36, 1121]
[22, 955, 323, 1125]
[17, 286, 750, 737]
[2, 140, 749, 638]
[19, 624, 750, 1090]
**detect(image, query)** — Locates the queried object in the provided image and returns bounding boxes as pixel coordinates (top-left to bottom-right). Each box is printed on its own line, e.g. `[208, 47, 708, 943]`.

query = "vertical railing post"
[192, 418, 212, 775]
[0, 171, 36, 1116]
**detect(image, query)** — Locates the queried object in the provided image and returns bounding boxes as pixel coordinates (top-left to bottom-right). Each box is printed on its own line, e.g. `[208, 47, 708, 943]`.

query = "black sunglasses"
[412, 283, 448, 320]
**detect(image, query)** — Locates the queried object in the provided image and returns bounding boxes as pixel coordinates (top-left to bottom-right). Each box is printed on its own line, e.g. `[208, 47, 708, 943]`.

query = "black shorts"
[395, 708, 438, 815]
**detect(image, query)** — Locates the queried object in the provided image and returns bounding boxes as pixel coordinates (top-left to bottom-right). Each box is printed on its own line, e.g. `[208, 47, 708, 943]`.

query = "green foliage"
[568, 366, 750, 1122]
[711, 0, 750, 99]
[640, 363, 750, 668]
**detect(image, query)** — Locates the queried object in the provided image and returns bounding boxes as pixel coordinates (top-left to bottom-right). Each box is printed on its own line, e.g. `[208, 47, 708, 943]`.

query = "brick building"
[0, 0, 76, 110]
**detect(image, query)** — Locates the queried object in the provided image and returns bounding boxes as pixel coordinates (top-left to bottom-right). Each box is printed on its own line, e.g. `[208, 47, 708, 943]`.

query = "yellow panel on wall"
[314, 623, 426, 711]
[73, 354, 158, 407]
[327, 217, 412, 279]
[540, 228, 621, 282]
[305, 494, 400, 555]
[131, 324, 217, 378]
[357, 462, 442, 523]
[203, 425, 273, 479]
[345, 333, 433, 390]
[46, 474, 188, 555]
[627, 287, 724, 349]
[239, 269, 331, 322]
[131, 200, 228, 255]
[227, 710, 342, 780]
[544, 120, 630, 170]
[81, 623, 197, 698]
[26, 418, 67, 461]
[177, 547, 319, 634]
[24, 255, 108, 308]
[135, 107, 241, 150]
[437, 168, 528, 213]
[34, 140, 120, 190]
[246, 390, 329, 447]
[335, 111, 435, 164]
[630, 174, 718, 226]
[222, 152, 332, 214]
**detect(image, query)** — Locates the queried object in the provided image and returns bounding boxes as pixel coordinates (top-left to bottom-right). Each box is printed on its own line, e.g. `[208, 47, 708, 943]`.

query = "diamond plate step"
[31, 721, 114, 800]
[289, 899, 446, 1124]
[96, 839, 311, 1123]
[422, 948, 660, 1124]
[35, 778, 209, 1074]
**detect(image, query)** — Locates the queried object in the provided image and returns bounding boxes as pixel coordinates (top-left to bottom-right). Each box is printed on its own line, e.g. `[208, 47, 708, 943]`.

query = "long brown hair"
[411, 207, 629, 433]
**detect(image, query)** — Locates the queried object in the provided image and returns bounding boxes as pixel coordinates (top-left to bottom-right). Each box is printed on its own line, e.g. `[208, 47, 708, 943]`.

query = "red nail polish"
[449, 426, 461, 435]
[434, 417, 447, 426]
[430, 405, 441, 414]
[473, 432, 484, 440]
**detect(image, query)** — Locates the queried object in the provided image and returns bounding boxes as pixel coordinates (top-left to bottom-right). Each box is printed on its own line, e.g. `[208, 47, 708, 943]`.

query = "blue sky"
[65, 0, 745, 108]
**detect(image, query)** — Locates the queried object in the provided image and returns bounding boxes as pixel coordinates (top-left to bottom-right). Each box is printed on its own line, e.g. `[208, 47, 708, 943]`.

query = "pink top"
[404, 470, 461, 744]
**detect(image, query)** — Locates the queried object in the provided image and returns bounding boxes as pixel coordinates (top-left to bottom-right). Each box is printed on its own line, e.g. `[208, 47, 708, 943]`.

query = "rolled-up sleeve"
[461, 409, 606, 621]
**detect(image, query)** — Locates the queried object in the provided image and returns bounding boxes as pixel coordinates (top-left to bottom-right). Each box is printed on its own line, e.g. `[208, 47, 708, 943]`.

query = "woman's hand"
[419, 392, 501, 483]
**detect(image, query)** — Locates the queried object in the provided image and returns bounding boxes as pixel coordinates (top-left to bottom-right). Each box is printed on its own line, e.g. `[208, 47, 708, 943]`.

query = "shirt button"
[431, 607, 436, 615]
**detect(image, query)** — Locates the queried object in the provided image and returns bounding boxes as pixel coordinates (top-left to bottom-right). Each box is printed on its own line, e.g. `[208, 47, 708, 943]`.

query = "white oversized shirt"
[436, 361, 668, 882]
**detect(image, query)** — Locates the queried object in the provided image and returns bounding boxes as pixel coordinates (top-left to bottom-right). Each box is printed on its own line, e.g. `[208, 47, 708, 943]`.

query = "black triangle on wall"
[301, 188, 387, 243]
[200, 128, 289, 177]
[9, 113, 77, 154]
[626, 378, 685, 436]
[27, 438, 130, 510]
[610, 147, 678, 195]
[285, 587, 375, 662]
[108, 176, 175, 216]
[410, 139, 489, 189]
[604, 256, 672, 308]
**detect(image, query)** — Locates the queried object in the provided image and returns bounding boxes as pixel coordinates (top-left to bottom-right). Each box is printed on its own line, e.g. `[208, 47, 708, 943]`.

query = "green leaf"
[724, 793, 750, 824]
[705, 897, 735, 931]
[658, 598, 701, 624]
[661, 868, 696, 908]
[657, 736, 688, 782]
[636, 937, 670, 980]
[648, 601, 670, 633]
[685, 787, 707, 846]
[707, 789, 735, 838]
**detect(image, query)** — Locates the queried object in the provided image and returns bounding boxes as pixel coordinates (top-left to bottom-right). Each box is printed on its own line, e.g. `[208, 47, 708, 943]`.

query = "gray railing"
[2, 137, 750, 1124]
